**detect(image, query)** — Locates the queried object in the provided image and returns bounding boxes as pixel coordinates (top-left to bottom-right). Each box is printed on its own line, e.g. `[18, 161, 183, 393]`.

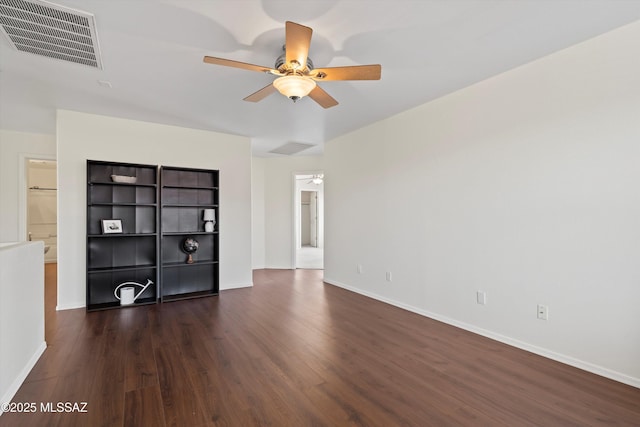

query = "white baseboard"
[323, 277, 640, 389]
[220, 282, 253, 291]
[0, 341, 47, 411]
[56, 301, 85, 311]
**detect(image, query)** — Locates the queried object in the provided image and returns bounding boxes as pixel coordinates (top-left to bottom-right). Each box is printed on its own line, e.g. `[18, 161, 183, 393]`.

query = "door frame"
[309, 190, 318, 248]
[299, 189, 319, 248]
[291, 171, 324, 268]
[18, 153, 57, 242]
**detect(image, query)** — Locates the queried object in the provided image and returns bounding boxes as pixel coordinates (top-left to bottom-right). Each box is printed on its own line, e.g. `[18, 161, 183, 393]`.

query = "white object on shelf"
[114, 279, 153, 305]
[120, 287, 135, 305]
[203, 208, 216, 232]
[110, 174, 137, 183]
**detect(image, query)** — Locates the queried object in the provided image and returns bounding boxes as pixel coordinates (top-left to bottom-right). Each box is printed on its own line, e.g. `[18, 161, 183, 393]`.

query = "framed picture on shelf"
[101, 219, 123, 234]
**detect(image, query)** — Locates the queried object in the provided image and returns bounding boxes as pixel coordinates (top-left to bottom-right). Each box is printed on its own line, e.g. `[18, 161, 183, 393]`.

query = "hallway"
[296, 245, 323, 269]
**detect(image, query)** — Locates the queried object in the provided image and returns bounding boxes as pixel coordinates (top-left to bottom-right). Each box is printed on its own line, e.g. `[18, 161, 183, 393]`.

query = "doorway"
[294, 173, 324, 269]
[26, 159, 58, 263]
[300, 190, 319, 248]
[21, 156, 58, 320]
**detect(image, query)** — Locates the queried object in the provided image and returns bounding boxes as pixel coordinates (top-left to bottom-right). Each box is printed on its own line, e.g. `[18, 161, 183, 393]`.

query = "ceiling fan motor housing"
[275, 47, 314, 74]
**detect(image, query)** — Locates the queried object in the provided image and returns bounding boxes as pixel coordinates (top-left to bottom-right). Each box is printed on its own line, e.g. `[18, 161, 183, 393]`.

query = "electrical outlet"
[386, 272, 392, 282]
[537, 304, 549, 320]
[476, 291, 486, 305]
[357, 264, 363, 274]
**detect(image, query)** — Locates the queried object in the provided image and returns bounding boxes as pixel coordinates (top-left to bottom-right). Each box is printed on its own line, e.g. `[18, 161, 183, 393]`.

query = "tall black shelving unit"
[86, 160, 158, 311]
[86, 161, 220, 310]
[160, 166, 219, 301]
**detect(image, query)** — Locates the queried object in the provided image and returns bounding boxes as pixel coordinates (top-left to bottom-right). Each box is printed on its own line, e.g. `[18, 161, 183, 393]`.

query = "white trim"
[55, 301, 85, 311]
[292, 170, 324, 269]
[220, 282, 253, 291]
[323, 277, 640, 389]
[261, 265, 295, 270]
[291, 172, 298, 268]
[0, 341, 46, 410]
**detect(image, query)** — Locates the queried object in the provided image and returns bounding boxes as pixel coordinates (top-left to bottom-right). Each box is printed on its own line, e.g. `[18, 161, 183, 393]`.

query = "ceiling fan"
[203, 21, 381, 108]
[297, 174, 324, 184]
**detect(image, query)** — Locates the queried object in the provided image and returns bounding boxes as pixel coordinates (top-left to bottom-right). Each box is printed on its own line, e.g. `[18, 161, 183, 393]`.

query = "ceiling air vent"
[269, 142, 315, 156]
[0, 0, 102, 68]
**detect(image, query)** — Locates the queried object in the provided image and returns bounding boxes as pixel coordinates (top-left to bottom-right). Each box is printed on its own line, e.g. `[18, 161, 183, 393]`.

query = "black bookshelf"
[86, 160, 158, 310]
[160, 166, 219, 301]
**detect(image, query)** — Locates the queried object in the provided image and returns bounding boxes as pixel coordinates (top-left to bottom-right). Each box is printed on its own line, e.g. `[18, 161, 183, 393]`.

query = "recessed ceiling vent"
[269, 142, 315, 156]
[0, 0, 102, 68]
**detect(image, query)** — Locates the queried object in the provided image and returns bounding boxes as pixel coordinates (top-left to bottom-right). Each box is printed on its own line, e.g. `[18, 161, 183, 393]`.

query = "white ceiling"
[1, 0, 639, 157]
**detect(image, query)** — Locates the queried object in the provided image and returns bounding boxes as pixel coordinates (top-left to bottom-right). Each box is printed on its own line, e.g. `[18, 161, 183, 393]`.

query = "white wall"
[252, 156, 323, 269]
[57, 110, 253, 309]
[0, 241, 46, 406]
[0, 130, 56, 243]
[324, 21, 640, 386]
[251, 157, 266, 269]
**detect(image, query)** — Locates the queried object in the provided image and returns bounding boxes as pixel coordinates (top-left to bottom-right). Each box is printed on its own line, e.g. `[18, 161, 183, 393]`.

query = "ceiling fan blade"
[203, 56, 274, 73]
[311, 64, 382, 81]
[243, 83, 277, 102]
[285, 21, 312, 71]
[308, 85, 339, 109]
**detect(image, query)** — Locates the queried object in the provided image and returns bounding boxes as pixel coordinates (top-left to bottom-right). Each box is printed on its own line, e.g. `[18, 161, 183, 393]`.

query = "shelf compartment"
[89, 183, 157, 204]
[88, 235, 156, 270]
[161, 206, 217, 234]
[87, 267, 157, 310]
[88, 205, 156, 235]
[88, 162, 157, 186]
[161, 168, 217, 188]
[161, 187, 217, 205]
[161, 263, 218, 299]
[161, 234, 216, 264]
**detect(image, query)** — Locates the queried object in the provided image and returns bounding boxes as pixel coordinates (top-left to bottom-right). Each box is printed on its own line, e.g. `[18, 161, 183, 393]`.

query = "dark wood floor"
[2, 267, 639, 426]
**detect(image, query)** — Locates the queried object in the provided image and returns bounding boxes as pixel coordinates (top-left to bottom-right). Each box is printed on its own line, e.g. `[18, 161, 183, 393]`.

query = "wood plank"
[154, 344, 208, 426]
[123, 386, 165, 427]
[84, 315, 127, 427]
[0, 376, 59, 427]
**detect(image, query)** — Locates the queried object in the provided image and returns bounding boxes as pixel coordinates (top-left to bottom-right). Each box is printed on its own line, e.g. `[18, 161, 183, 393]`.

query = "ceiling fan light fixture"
[203, 22, 380, 108]
[273, 75, 316, 102]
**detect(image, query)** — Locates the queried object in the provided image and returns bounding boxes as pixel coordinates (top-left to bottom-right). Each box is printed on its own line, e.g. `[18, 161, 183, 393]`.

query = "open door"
[309, 191, 318, 248]
[295, 174, 324, 269]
